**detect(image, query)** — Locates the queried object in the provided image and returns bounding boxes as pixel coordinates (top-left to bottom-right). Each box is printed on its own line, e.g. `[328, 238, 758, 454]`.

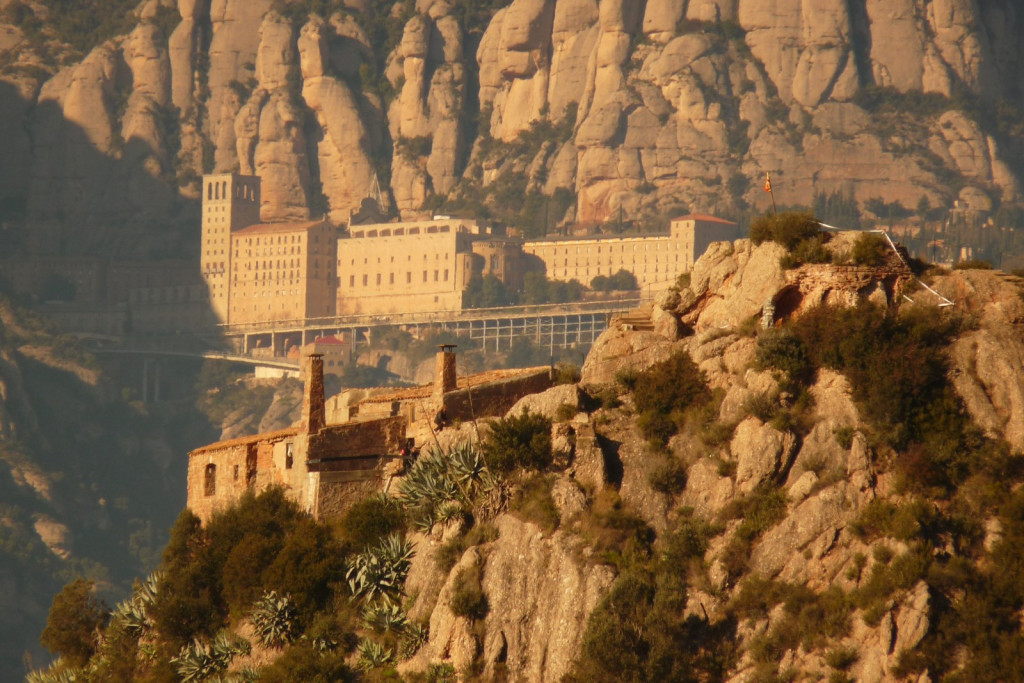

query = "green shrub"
[749, 211, 821, 250]
[572, 490, 655, 571]
[851, 232, 889, 266]
[826, 646, 859, 670]
[434, 522, 499, 572]
[648, 457, 688, 494]
[449, 566, 488, 620]
[481, 409, 553, 473]
[341, 494, 407, 550]
[40, 578, 108, 667]
[833, 426, 855, 449]
[719, 486, 789, 579]
[260, 644, 354, 683]
[553, 362, 581, 385]
[755, 329, 812, 383]
[631, 350, 711, 445]
[510, 473, 560, 532]
[555, 402, 578, 422]
[750, 586, 852, 663]
[743, 391, 780, 422]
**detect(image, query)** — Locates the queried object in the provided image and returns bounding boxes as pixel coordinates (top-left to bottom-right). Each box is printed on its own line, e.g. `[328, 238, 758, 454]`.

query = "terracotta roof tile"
[190, 427, 300, 455]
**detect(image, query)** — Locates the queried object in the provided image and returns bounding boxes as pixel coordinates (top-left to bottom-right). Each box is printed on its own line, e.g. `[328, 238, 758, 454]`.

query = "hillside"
[0, 0, 1022, 258]
[28, 226, 1024, 681]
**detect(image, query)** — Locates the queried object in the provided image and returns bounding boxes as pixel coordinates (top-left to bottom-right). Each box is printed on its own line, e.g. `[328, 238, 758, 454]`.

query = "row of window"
[347, 269, 450, 287]
[345, 251, 450, 266]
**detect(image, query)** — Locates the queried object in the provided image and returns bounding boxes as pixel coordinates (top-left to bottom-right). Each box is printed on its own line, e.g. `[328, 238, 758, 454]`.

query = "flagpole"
[764, 172, 777, 215]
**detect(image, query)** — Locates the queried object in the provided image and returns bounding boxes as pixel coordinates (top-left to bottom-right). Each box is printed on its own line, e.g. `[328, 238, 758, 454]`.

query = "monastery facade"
[199, 174, 738, 326]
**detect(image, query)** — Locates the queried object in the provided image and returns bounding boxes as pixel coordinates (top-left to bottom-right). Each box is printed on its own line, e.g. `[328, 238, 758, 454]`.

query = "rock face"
[410, 514, 614, 682]
[1, 1, 1023, 252]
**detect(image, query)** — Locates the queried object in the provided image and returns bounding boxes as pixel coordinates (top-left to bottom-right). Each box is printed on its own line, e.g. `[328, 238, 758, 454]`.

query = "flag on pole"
[764, 173, 772, 193]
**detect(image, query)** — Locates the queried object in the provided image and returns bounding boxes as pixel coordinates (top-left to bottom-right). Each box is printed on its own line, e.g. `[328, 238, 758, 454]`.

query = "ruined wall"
[186, 430, 297, 523]
[443, 369, 553, 423]
[308, 416, 407, 461]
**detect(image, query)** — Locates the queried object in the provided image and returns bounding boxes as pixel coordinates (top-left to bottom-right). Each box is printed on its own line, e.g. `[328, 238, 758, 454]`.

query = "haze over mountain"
[0, 0, 1021, 257]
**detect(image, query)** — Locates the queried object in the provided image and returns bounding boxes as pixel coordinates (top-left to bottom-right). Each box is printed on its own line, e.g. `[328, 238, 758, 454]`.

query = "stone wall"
[186, 430, 297, 523]
[443, 369, 552, 422]
[308, 416, 407, 463]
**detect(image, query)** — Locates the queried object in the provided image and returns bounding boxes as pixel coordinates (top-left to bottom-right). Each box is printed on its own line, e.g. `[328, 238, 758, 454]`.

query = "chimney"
[302, 354, 325, 433]
[434, 344, 457, 399]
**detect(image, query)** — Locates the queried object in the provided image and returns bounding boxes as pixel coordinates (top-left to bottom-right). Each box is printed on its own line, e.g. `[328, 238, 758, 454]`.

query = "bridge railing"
[217, 296, 651, 336]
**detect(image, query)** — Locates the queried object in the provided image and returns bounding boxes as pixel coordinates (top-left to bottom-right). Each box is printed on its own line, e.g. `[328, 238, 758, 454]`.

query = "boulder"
[508, 383, 581, 422]
[730, 417, 797, 493]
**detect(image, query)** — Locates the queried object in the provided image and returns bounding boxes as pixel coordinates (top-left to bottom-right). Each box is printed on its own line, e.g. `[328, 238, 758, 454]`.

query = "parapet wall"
[308, 416, 406, 464]
[443, 368, 552, 422]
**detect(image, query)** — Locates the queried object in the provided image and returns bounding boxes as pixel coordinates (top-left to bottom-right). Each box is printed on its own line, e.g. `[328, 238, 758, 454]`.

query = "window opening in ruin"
[204, 464, 216, 496]
[233, 465, 239, 480]
[246, 447, 257, 486]
[285, 443, 294, 469]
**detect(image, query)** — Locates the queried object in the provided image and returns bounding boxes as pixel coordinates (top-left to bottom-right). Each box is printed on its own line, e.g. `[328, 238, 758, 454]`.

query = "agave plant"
[171, 638, 223, 683]
[399, 441, 494, 530]
[346, 534, 415, 606]
[25, 663, 86, 683]
[250, 591, 297, 648]
[356, 638, 394, 670]
[111, 569, 165, 637]
[399, 621, 429, 659]
[361, 602, 408, 633]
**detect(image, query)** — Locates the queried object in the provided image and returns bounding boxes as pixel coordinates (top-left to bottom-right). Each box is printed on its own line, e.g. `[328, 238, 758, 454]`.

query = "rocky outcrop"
[411, 514, 614, 682]
[940, 270, 1024, 451]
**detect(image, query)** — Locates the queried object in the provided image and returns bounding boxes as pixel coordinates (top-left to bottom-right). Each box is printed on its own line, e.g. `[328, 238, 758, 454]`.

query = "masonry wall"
[442, 369, 553, 422]
[186, 434, 291, 523]
[308, 416, 407, 461]
[522, 233, 686, 291]
[336, 228, 476, 315]
[229, 220, 337, 325]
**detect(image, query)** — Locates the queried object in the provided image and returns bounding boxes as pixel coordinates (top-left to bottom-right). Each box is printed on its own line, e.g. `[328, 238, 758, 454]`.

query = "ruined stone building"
[186, 348, 551, 523]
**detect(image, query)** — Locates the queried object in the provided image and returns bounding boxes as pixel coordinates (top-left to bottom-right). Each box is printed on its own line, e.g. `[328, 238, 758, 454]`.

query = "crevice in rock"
[595, 432, 623, 487]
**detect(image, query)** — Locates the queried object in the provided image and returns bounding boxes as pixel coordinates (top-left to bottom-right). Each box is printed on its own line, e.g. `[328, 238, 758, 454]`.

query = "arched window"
[207, 182, 213, 201]
[204, 463, 216, 496]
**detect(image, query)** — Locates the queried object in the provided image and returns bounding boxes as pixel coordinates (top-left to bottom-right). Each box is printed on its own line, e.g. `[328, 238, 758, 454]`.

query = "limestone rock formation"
[408, 514, 614, 682]
[1, 0, 1023, 250]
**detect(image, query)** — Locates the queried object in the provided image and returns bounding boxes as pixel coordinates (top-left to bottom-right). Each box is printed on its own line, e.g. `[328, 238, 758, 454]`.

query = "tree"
[40, 578, 108, 667]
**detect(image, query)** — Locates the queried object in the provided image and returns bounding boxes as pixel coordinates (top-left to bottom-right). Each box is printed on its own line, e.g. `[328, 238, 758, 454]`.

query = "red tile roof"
[190, 427, 300, 455]
[310, 336, 347, 346]
[360, 366, 548, 403]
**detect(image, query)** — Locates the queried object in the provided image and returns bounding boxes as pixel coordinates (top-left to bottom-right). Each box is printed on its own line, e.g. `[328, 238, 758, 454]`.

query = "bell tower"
[201, 174, 261, 323]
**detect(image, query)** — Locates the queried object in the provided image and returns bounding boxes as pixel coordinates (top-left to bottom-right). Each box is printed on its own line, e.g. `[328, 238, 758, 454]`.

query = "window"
[204, 464, 216, 496]
[233, 465, 239, 480]
[363, 274, 368, 286]
[285, 443, 294, 469]
[407, 272, 412, 283]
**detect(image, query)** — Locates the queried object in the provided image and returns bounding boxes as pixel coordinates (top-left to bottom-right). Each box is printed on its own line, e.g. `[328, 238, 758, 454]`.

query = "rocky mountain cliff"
[27, 231, 1024, 681]
[0, 297, 239, 676]
[1, 0, 1022, 256]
